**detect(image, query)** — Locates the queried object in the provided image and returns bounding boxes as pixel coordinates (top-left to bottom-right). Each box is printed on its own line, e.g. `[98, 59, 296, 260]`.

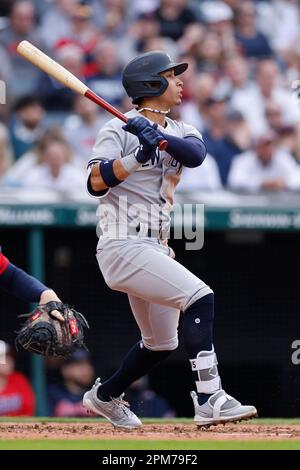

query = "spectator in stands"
[222, 54, 258, 135]
[92, 0, 129, 38]
[228, 131, 300, 192]
[9, 95, 45, 161]
[176, 23, 205, 57]
[230, 58, 300, 136]
[0, 340, 35, 416]
[63, 95, 109, 163]
[128, 0, 159, 18]
[0, 0, 11, 17]
[48, 349, 95, 417]
[256, 0, 300, 62]
[181, 72, 216, 132]
[265, 101, 285, 133]
[221, 54, 257, 112]
[29, 0, 54, 18]
[0, 123, 12, 180]
[256, 60, 300, 129]
[118, 12, 160, 65]
[201, 1, 236, 58]
[226, 109, 251, 154]
[195, 31, 224, 75]
[223, 54, 253, 97]
[3, 127, 71, 186]
[87, 39, 124, 106]
[21, 138, 86, 194]
[276, 124, 299, 162]
[234, 1, 273, 59]
[177, 153, 222, 192]
[142, 35, 179, 60]
[68, 3, 100, 55]
[0, 0, 45, 97]
[125, 376, 175, 418]
[39, 43, 86, 112]
[1, 0, 300, 200]
[202, 92, 248, 185]
[201, 1, 234, 33]
[153, 0, 197, 41]
[40, 0, 80, 49]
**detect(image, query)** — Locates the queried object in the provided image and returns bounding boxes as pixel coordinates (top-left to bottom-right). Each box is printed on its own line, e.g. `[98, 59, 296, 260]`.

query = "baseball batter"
[83, 51, 257, 428]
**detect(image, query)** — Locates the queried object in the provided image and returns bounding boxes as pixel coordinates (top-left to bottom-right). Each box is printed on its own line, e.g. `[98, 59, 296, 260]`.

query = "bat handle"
[158, 139, 168, 151]
[122, 116, 168, 151]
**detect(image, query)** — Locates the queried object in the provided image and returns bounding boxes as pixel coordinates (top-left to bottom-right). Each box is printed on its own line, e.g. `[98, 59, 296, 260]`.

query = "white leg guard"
[189, 348, 258, 426]
[189, 347, 221, 394]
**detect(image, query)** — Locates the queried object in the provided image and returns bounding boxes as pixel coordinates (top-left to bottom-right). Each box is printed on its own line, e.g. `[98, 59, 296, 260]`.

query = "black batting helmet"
[122, 51, 188, 104]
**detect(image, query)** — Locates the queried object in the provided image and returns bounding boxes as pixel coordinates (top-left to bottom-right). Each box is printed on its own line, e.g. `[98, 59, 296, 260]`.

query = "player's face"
[160, 69, 184, 107]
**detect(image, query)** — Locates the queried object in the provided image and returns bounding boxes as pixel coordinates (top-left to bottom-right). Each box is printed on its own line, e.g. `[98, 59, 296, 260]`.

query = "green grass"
[0, 440, 299, 450]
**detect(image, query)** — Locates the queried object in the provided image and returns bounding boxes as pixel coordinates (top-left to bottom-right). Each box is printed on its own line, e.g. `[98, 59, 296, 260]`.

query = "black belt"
[135, 225, 168, 239]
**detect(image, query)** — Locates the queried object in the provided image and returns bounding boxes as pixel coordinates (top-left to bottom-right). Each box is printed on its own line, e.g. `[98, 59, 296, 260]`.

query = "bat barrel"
[17, 41, 168, 151]
[17, 40, 88, 96]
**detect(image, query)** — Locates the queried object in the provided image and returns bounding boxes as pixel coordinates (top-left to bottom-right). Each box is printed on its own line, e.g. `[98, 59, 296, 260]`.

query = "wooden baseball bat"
[17, 40, 168, 150]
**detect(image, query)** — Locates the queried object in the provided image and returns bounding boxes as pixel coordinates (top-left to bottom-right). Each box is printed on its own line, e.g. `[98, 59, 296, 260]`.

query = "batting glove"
[122, 116, 149, 136]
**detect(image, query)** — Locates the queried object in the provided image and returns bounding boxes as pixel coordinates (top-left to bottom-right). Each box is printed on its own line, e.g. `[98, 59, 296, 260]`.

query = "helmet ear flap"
[130, 75, 169, 104]
[144, 75, 169, 93]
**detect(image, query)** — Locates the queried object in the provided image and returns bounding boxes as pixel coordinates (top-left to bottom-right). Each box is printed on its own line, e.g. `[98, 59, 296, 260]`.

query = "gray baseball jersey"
[87, 109, 212, 351]
[88, 108, 203, 237]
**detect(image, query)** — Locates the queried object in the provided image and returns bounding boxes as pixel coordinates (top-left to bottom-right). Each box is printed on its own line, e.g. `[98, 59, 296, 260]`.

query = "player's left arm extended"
[162, 134, 207, 168]
[0, 254, 54, 303]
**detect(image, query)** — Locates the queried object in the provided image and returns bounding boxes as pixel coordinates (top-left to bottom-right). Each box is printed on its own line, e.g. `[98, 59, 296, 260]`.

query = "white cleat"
[191, 389, 257, 427]
[83, 378, 142, 429]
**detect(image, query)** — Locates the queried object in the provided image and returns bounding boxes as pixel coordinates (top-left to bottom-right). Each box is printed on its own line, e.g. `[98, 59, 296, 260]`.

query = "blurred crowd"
[0, 340, 174, 417]
[1, 0, 300, 194]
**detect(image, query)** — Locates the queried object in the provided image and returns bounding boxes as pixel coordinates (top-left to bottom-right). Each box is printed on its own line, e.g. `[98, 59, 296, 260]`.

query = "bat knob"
[158, 139, 168, 151]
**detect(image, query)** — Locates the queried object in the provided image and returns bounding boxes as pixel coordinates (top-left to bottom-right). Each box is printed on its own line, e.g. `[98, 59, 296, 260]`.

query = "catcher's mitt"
[15, 301, 89, 357]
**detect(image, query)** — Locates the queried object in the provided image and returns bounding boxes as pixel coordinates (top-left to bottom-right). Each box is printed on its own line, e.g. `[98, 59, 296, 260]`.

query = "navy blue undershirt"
[163, 135, 207, 168]
[0, 262, 48, 302]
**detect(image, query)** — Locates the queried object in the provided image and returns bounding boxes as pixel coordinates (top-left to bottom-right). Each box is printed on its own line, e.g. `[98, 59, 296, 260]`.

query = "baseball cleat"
[191, 390, 257, 427]
[83, 378, 142, 429]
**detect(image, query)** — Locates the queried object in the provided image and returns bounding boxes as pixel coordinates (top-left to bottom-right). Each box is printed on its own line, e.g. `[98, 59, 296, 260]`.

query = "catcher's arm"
[0, 260, 48, 302]
[0, 254, 62, 319]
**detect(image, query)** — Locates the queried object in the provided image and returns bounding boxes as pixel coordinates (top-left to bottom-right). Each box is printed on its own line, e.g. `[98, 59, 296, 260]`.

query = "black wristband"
[99, 160, 123, 187]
